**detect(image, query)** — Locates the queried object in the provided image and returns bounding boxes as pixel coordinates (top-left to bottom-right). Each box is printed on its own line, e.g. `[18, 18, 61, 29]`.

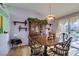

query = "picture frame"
[0, 16, 3, 33]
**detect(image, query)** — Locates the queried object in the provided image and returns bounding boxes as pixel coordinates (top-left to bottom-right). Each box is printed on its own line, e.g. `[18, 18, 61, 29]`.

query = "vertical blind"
[56, 12, 79, 42]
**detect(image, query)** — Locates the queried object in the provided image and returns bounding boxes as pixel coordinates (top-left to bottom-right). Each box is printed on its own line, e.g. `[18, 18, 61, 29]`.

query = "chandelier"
[47, 3, 55, 20]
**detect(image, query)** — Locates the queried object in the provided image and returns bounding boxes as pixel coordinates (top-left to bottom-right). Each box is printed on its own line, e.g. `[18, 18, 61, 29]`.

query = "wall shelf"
[19, 26, 27, 31]
[13, 20, 27, 25]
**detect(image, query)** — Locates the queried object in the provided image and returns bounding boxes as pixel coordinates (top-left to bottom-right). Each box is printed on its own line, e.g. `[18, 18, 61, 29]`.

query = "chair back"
[65, 37, 72, 50]
[62, 37, 72, 53]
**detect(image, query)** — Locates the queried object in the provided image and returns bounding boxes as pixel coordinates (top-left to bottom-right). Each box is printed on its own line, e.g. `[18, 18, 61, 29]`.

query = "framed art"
[0, 16, 3, 33]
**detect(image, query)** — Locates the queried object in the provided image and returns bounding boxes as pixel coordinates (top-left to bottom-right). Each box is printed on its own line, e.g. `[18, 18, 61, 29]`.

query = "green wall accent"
[0, 9, 9, 33]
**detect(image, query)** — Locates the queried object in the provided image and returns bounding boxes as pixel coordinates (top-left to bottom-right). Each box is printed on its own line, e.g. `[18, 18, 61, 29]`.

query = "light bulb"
[47, 15, 55, 20]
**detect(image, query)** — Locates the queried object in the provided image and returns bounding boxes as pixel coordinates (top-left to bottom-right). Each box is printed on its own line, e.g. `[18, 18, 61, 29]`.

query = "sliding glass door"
[56, 14, 79, 55]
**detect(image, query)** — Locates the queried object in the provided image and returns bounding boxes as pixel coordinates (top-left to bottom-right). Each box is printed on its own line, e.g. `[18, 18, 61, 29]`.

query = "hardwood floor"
[7, 45, 60, 56]
[7, 46, 31, 56]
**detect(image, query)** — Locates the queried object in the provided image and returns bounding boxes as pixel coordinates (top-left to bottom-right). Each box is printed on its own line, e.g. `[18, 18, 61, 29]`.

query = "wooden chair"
[31, 44, 44, 56]
[50, 37, 72, 56]
[28, 36, 44, 56]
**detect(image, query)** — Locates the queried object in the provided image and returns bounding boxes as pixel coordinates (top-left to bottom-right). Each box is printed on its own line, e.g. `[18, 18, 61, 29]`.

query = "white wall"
[9, 7, 43, 45]
[0, 34, 10, 56]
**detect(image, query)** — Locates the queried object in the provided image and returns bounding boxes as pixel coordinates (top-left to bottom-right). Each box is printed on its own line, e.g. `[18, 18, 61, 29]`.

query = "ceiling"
[5, 3, 79, 19]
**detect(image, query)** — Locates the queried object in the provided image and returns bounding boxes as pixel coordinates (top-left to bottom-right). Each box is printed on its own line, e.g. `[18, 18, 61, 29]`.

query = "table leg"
[43, 45, 48, 56]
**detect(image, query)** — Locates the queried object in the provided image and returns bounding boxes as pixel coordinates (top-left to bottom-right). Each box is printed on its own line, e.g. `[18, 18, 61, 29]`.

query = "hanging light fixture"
[47, 3, 55, 20]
